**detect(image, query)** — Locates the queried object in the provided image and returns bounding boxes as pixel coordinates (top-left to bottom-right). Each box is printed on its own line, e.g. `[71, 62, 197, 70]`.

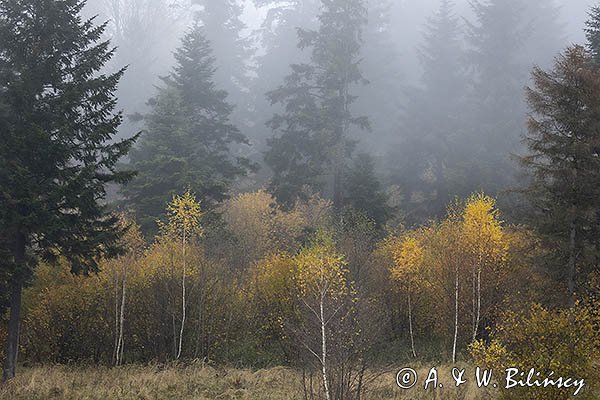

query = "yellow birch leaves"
[391, 235, 424, 282]
[159, 189, 203, 240]
[461, 193, 508, 266]
[294, 232, 349, 299]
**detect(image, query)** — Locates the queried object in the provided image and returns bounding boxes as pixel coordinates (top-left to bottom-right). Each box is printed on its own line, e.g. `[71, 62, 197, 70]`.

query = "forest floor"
[0, 363, 498, 400]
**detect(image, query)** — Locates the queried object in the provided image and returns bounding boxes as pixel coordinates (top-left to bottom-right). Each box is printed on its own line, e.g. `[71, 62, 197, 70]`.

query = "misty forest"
[1, 0, 599, 399]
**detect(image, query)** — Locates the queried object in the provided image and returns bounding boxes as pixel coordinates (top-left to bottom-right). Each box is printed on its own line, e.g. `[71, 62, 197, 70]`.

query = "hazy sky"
[242, 0, 597, 46]
[243, 0, 266, 30]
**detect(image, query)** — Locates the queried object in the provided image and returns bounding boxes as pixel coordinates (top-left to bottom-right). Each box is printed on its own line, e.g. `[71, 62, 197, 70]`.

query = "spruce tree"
[586, 5, 600, 65]
[194, 0, 254, 134]
[393, 0, 467, 222]
[353, 0, 403, 152]
[194, 1, 251, 94]
[264, 0, 369, 210]
[0, 0, 137, 380]
[465, 0, 530, 193]
[464, 0, 564, 200]
[251, 0, 320, 151]
[122, 24, 253, 235]
[520, 46, 600, 304]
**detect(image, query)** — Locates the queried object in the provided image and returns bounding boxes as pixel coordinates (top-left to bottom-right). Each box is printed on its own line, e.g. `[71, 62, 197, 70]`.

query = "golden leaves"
[293, 231, 349, 298]
[461, 192, 508, 262]
[159, 189, 203, 239]
[390, 235, 424, 281]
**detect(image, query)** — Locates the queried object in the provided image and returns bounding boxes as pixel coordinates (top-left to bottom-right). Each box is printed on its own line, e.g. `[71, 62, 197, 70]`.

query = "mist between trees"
[1, 1, 599, 399]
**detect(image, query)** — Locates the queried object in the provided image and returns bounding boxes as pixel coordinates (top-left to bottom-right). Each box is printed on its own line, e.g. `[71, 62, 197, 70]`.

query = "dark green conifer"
[520, 46, 600, 304]
[123, 24, 253, 234]
[264, 0, 369, 210]
[0, 0, 137, 380]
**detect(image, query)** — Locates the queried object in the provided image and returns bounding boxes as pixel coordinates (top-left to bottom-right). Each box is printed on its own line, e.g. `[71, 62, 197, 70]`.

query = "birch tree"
[293, 232, 350, 400]
[444, 219, 463, 364]
[431, 211, 465, 364]
[159, 190, 203, 360]
[461, 193, 507, 342]
[111, 218, 145, 366]
[390, 235, 424, 358]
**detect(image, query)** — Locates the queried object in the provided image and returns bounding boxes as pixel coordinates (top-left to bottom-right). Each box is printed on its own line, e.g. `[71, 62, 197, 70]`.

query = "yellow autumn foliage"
[461, 193, 508, 265]
[222, 190, 306, 269]
[470, 303, 600, 400]
[390, 235, 424, 281]
[159, 189, 203, 240]
[294, 232, 349, 299]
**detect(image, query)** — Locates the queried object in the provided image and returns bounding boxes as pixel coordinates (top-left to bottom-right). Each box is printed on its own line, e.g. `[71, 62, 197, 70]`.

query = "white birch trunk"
[116, 262, 127, 366]
[177, 230, 187, 360]
[473, 261, 482, 343]
[452, 264, 459, 363]
[472, 267, 476, 341]
[408, 280, 417, 358]
[320, 296, 331, 400]
[113, 270, 119, 364]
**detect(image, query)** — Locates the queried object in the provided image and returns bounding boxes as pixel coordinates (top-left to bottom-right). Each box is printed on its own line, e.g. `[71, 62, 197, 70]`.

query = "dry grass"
[0, 363, 497, 400]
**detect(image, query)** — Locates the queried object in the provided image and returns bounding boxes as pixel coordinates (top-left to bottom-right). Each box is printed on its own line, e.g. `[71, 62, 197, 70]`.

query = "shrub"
[470, 303, 599, 399]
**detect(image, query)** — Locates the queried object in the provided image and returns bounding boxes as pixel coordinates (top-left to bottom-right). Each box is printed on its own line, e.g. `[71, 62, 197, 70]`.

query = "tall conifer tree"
[464, 0, 564, 200]
[251, 0, 320, 152]
[520, 46, 600, 304]
[0, 0, 137, 380]
[123, 24, 253, 235]
[465, 0, 529, 192]
[586, 5, 600, 66]
[194, 0, 254, 135]
[392, 0, 467, 222]
[264, 0, 369, 210]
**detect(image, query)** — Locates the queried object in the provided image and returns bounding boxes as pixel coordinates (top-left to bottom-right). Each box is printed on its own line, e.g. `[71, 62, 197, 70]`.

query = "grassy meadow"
[0, 363, 498, 400]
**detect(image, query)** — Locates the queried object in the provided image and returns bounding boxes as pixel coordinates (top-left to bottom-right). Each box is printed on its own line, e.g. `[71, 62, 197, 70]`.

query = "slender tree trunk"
[115, 263, 127, 366]
[177, 230, 187, 360]
[113, 269, 119, 364]
[302, 368, 309, 400]
[471, 262, 476, 342]
[172, 314, 177, 357]
[356, 359, 366, 400]
[473, 260, 482, 342]
[567, 222, 577, 306]
[320, 296, 331, 400]
[452, 264, 459, 363]
[2, 233, 25, 382]
[407, 280, 417, 358]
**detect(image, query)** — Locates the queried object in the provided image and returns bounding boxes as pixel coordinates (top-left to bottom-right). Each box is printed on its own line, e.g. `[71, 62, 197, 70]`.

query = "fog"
[81, 0, 600, 223]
